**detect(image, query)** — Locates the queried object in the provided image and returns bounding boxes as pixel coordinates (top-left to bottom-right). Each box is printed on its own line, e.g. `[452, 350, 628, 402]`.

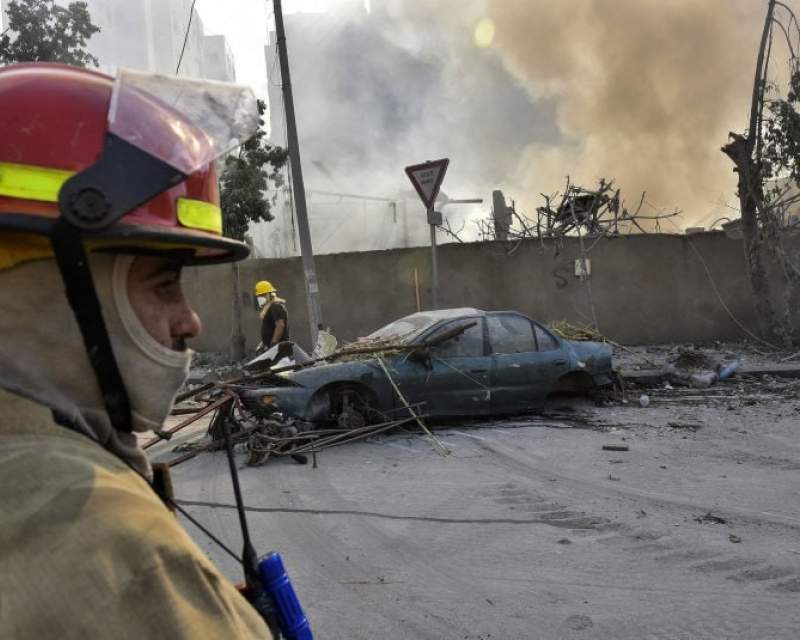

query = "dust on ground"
[612, 340, 799, 371]
[148, 342, 800, 639]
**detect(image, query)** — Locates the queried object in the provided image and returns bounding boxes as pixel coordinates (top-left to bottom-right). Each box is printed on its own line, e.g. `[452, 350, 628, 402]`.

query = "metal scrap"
[155, 389, 431, 469]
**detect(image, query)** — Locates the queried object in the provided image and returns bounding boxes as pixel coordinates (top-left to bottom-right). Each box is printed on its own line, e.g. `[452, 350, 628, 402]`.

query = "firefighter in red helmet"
[0, 63, 272, 638]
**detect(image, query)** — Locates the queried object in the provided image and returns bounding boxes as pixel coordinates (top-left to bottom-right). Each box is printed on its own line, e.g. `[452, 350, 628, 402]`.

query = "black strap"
[58, 134, 186, 231]
[50, 218, 132, 432]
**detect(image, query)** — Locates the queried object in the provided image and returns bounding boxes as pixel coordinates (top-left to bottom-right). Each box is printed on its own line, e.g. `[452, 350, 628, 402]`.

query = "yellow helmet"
[255, 280, 276, 296]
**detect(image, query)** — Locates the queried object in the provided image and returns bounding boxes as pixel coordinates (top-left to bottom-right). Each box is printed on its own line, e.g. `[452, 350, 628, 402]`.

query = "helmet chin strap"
[50, 218, 133, 432]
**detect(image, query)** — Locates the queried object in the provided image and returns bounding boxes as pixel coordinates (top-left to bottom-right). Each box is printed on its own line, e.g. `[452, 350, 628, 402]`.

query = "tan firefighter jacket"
[0, 389, 272, 639]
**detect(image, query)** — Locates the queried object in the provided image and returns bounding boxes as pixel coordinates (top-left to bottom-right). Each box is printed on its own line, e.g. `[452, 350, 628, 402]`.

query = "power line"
[269, 42, 282, 87]
[176, 0, 198, 75]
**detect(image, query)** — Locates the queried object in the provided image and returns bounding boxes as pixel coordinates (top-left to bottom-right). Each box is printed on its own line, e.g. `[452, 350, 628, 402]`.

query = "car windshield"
[365, 313, 440, 343]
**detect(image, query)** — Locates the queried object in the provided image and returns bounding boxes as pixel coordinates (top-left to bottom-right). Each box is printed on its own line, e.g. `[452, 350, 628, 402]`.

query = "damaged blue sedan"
[239, 308, 614, 427]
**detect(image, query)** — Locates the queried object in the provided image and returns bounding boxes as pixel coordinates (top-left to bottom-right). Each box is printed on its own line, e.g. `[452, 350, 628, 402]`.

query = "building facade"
[1, 0, 235, 81]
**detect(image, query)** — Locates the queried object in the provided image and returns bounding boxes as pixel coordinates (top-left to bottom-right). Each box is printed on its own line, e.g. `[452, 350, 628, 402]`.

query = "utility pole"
[273, 0, 323, 348]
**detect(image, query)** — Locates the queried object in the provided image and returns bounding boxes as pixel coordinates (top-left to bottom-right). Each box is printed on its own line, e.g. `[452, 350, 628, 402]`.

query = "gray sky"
[160, 0, 777, 248]
[192, 0, 762, 229]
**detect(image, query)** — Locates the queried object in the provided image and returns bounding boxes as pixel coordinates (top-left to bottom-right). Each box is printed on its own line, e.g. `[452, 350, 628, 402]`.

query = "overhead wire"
[175, 0, 198, 75]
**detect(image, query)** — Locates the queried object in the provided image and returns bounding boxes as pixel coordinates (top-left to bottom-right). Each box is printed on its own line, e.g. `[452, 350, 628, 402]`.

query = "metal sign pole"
[429, 207, 439, 310]
[404, 158, 449, 312]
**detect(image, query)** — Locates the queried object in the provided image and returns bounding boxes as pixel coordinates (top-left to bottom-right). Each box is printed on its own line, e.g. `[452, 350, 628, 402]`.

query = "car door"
[487, 312, 563, 414]
[532, 321, 571, 389]
[396, 317, 492, 418]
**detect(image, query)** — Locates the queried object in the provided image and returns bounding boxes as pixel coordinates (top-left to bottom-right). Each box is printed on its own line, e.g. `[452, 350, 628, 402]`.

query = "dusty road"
[151, 375, 800, 639]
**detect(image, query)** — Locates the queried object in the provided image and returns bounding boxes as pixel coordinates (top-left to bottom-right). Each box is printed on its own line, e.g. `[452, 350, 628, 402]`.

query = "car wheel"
[330, 385, 373, 429]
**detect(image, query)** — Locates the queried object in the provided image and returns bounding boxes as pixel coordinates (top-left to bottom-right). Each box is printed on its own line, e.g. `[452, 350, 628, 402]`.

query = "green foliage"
[761, 65, 800, 190]
[220, 99, 288, 241]
[0, 0, 99, 67]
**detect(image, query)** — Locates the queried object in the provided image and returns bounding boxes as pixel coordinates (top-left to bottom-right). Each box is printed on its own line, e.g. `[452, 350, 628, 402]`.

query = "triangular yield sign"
[405, 158, 449, 210]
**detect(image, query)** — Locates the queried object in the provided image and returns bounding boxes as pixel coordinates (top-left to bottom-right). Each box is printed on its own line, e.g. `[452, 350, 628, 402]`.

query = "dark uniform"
[261, 298, 289, 346]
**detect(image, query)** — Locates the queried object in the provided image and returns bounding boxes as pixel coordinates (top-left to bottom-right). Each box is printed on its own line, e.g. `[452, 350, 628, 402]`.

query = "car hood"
[277, 358, 384, 388]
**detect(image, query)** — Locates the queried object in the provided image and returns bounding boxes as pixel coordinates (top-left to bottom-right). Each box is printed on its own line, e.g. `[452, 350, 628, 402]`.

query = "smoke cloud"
[481, 0, 766, 225]
[281, 0, 769, 240]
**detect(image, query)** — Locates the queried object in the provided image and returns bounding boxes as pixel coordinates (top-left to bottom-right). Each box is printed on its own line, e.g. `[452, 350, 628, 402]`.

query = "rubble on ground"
[156, 339, 800, 469]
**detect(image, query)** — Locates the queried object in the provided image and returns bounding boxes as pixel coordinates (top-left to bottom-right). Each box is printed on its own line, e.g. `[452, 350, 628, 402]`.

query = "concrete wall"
[184, 231, 786, 353]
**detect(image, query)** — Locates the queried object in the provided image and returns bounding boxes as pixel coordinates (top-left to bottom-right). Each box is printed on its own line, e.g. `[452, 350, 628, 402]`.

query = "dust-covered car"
[238, 308, 614, 426]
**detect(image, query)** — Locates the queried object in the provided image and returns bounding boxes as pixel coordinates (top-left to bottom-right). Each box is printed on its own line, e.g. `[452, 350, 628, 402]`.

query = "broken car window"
[366, 313, 438, 343]
[487, 314, 536, 354]
[534, 324, 559, 351]
[428, 319, 484, 358]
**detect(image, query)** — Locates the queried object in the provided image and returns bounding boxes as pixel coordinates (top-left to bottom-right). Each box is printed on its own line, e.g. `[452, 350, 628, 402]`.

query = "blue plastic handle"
[258, 552, 313, 640]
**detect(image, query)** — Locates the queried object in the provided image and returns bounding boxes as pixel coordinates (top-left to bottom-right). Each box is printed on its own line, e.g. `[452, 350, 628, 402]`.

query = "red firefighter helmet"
[0, 63, 250, 264]
[0, 63, 258, 433]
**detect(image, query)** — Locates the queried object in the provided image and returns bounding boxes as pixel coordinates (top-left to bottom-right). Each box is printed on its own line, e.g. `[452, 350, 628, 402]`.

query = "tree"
[722, 0, 800, 345]
[219, 99, 288, 360]
[220, 99, 289, 241]
[0, 0, 99, 67]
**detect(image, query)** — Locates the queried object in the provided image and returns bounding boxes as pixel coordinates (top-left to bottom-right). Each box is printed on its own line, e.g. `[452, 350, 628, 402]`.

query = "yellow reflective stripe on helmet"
[176, 197, 222, 235]
[0, 163, 223, 236]
[0, 162, 74, 202]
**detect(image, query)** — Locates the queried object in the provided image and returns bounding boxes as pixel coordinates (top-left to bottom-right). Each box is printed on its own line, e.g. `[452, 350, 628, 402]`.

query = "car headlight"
[261, 395, 279, 406]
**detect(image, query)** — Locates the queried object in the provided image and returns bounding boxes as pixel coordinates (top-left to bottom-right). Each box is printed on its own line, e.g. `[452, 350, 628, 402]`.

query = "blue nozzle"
[258, 552, 313, 640]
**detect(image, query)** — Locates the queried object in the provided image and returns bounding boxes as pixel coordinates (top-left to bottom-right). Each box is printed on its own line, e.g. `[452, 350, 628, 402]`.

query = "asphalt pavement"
[150, 377, 800, 640]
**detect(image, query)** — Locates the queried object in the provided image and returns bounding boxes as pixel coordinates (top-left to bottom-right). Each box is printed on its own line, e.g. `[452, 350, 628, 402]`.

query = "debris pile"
[549, 320, 605, 342]
[473, 177, 681, 246]
[154, 388, 422, 469]
[151, 328, 470, 467]
[663, 348, 738, 388]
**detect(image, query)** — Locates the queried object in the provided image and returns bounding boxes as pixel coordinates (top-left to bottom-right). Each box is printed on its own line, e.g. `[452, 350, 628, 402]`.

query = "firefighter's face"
[127, 256, 202, 350]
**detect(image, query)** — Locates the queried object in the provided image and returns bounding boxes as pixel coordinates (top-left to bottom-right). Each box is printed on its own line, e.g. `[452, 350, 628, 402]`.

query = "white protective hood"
[0, 255, 191, 477]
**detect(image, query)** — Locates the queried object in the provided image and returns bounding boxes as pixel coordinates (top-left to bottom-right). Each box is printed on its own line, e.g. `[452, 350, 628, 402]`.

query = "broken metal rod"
[168, 416, 417, 468]
[144, 394, 233, 450]
[249, 417, 410, 454]
[170, 407, 203, 416]
[165, 420, 271, 468]
[269, 417, 417, 456]
[375, 356, 450, 456]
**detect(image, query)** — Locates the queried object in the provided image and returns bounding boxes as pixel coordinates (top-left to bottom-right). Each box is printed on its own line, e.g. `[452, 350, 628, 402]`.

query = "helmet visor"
[108, 69, 259, 175]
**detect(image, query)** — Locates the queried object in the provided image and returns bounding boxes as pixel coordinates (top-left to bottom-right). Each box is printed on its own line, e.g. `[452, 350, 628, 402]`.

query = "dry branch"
[470, 177, 681, 250]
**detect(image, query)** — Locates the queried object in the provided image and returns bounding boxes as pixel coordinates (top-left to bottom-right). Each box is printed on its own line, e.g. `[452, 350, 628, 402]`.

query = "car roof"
[405, 307, 485, 321]
[407, 309, 538, 321]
